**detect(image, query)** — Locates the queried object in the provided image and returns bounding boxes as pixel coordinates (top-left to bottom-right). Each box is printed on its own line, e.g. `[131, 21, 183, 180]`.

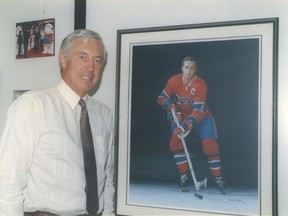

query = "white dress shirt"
[0, 79, 115, 216]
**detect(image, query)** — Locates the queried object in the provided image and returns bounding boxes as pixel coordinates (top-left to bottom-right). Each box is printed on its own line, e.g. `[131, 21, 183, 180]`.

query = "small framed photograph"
[115, 18, 278, 216]
[13, 90, 29, 101]
[16, 18, 55, 59]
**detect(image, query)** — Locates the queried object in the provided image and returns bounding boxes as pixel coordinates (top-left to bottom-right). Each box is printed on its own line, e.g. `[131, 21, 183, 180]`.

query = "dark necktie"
[79, 99, 99, 214]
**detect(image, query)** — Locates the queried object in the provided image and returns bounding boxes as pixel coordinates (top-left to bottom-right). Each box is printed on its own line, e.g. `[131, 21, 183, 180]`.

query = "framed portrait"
[115, 18, 278, 216]
[16, 18, 55, 59]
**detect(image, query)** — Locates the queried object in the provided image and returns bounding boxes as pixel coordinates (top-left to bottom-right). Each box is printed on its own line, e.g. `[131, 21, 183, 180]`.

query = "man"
[0, 30, 115, 215]
[157, 56, 225, 194]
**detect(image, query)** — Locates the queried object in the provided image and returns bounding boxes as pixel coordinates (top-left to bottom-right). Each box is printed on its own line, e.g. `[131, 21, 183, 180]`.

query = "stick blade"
[194, 178, 207, 191]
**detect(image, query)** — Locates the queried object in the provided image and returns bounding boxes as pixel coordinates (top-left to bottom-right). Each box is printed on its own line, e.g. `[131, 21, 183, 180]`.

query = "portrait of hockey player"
[127, 39, 259, 215]
[115, 19, 277, 216]
[16, 18, 55, 59]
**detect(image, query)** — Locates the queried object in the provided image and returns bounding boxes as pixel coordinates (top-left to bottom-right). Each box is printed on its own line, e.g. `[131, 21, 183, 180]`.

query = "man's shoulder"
[87, 97, 113, 126]
[7, 87, 57, 117]
[22, 86, 59, 103]
[13, 86, 56, 103]
[168, 73, 182, 84]
[170, 73, 182, 80]
[87, 97, 112, 114]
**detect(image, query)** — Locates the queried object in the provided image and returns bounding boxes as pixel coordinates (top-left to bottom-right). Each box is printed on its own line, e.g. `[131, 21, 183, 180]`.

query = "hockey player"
[157, 56, 225, 193]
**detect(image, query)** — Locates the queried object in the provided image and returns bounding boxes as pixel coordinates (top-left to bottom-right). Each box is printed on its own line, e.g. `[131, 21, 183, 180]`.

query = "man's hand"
[174, 119, 193, 138]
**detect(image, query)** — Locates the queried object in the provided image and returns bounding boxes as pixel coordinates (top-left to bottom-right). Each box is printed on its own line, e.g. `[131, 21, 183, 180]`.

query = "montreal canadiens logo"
[191, 88, 196, 95]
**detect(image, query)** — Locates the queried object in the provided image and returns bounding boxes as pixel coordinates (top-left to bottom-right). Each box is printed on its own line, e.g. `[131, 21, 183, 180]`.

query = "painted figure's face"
[182, 60, 197, 83]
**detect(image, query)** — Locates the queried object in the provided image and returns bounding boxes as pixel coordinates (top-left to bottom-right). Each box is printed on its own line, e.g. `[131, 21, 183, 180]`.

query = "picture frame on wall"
[16, 18, 55, 59]
[12, 90, 29, 102]
[115, 18, 278, 216]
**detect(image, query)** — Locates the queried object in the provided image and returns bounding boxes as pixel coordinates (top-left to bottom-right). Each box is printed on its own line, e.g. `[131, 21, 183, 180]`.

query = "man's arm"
[102, 111, 115, 216]
[0, 94, 40, 215]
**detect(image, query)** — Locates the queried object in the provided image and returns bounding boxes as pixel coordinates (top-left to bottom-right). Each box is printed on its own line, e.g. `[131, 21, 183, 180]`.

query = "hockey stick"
[171, 109, 207, 191]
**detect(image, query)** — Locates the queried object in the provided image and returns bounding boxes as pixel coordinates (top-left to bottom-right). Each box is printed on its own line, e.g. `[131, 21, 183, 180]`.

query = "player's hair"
[182, 56, 198, 67]
[59, 29, 107, 68]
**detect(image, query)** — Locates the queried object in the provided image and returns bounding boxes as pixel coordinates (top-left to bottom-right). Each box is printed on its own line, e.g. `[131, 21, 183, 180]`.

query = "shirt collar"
[56, 79, 88, 110]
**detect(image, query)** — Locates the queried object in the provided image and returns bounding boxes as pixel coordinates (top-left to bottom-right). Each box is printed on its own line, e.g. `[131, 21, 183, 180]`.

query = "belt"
[24, 212, 58, 216]
[24, 211, 100, 216]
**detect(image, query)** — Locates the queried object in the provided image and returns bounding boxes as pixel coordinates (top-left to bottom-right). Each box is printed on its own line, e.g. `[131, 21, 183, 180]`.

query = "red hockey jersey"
[158, 74, 212, 122]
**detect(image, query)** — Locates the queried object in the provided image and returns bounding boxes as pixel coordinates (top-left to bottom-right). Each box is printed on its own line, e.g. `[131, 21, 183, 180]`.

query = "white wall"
[0, 0, 287, 215]
[0, 0, 74, 132]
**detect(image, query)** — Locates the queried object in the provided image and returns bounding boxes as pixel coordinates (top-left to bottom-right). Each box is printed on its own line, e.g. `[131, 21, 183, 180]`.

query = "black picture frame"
[115, 18, 278, 216]
[16, 18, 55, 59]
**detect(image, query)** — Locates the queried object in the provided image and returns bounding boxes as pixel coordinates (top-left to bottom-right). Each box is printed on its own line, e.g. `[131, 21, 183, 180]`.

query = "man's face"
[182, 60, 197, 81]
[59, 38, 105, 98]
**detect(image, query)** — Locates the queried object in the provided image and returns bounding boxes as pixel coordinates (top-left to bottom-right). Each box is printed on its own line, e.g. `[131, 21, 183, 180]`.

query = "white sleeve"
[102, 112, 115, 215]
[0, 94, 41, 216]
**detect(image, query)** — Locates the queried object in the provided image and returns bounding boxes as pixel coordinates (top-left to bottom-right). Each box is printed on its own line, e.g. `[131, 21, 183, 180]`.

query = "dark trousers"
[24, 211, 100, 216]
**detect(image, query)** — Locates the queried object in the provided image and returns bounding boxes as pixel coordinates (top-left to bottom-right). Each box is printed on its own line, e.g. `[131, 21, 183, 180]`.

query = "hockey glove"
[174, 115, 196, 138]
[161, 97, 175, 112]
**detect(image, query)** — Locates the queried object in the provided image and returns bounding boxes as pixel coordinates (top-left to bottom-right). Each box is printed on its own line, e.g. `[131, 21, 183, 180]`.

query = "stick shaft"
[171, 109, 205, 191]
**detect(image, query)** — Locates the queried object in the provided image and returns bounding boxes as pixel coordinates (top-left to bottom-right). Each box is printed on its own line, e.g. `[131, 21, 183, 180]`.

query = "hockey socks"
[173, 150, 189, 175]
